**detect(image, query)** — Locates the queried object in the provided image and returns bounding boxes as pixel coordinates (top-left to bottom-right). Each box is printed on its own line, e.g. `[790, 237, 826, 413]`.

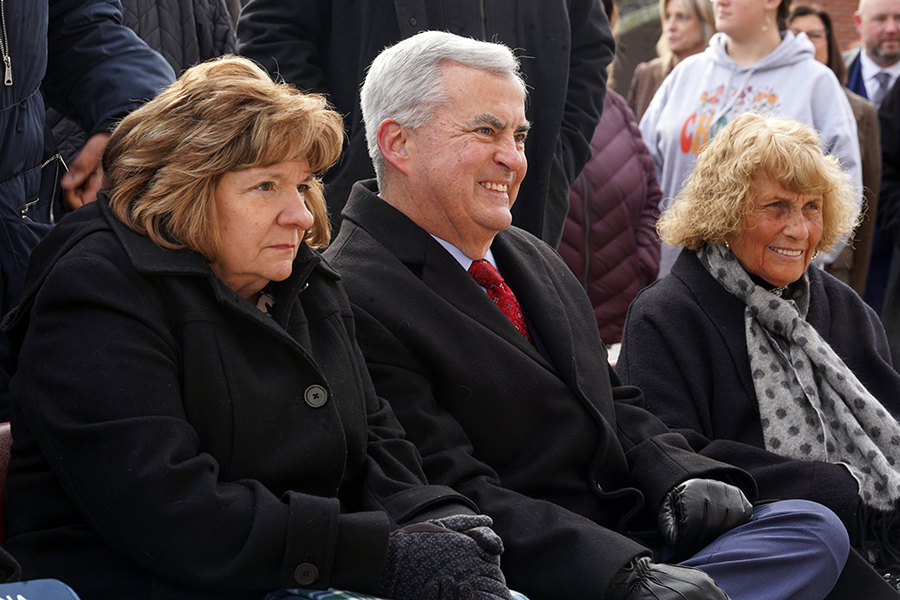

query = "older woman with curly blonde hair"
[619, 113, 900, 591]
[657, 113, 857, 255]
[0, 55, 512, 600]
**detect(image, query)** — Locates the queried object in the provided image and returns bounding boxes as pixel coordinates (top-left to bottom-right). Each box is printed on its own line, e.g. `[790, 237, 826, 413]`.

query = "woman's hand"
[380, 515, 512, 600]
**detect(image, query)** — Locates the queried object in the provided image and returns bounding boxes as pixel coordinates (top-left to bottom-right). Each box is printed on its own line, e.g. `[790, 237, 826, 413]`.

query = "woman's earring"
[762, 15, 771, 32]
[812, 250, 819, 259]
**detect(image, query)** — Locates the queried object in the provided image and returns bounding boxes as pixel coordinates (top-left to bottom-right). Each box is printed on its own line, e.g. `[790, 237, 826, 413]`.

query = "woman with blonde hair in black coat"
[620, 113, 900, 594]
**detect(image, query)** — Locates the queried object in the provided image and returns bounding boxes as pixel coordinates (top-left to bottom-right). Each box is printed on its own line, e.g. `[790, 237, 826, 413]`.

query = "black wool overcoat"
[324, 181, 756, 600]
[2, 198, 472, 599]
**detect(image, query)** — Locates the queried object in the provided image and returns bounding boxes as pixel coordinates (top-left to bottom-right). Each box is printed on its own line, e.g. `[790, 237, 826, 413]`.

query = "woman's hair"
[360, 31, 526, 184]
[655, 0, 716, 70]
[102, 55, 344, 260]
[658, 113, 858, 253]
[787, 4, 846, 84]
[777, 0, 793, 31]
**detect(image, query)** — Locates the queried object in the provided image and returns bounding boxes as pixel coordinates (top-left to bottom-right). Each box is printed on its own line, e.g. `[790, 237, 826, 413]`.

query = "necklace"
[770, 285, 788, 297]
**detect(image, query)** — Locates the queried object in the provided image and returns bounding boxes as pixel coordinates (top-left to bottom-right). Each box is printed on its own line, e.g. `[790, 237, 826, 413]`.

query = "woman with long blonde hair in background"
[626, 0, 716, 121]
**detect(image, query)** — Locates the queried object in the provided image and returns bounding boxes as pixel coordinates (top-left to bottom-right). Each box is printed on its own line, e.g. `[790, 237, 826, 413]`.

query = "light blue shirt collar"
[431, 236, 498, 276]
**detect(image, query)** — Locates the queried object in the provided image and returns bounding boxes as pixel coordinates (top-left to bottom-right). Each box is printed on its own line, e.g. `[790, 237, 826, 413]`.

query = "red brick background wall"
[794, 0, 860, 51]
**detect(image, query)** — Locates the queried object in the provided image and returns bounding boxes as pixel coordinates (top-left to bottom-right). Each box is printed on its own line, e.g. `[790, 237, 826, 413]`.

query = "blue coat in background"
[0, 0, 175, 418]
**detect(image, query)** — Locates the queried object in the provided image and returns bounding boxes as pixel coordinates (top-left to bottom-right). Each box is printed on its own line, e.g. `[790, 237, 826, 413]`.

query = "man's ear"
[377, 119, 413, 176]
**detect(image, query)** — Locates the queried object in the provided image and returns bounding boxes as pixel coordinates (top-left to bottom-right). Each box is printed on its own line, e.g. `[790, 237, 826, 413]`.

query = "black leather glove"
[658, 478, 752, 558]
[379, 518, 513, 600]
[606, 556, 732, 600]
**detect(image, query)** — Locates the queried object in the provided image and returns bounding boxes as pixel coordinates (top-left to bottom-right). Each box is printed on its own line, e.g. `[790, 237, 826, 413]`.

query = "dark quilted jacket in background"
[558, 90, 661, 345]
[49, 0, 237, 162]
[122, 0, 236, 70]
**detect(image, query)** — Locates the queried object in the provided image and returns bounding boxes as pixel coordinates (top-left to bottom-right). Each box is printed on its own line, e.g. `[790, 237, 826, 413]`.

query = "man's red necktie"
[468, 259, 533, 345]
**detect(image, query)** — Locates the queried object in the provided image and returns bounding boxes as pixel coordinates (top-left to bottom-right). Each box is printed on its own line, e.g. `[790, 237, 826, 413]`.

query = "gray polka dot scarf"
[699, 243, 900, 510]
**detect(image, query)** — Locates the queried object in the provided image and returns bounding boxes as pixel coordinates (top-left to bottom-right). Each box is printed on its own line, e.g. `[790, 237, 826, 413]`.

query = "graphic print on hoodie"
[680, 84, 781, 155]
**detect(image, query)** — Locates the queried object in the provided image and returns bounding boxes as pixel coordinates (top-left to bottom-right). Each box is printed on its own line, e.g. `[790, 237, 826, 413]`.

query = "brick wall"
[794, 0, 860, 51]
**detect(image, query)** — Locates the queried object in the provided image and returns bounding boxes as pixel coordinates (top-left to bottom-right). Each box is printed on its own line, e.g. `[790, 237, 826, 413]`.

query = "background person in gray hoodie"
[639, 0, 861, 278]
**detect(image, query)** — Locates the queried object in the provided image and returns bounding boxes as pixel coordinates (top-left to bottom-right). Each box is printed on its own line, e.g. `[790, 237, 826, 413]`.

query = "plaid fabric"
[266, 589, 530, 600]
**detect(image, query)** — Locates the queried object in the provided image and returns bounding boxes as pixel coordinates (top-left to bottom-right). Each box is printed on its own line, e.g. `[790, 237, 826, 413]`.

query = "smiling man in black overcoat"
[324, 30, 851, 600]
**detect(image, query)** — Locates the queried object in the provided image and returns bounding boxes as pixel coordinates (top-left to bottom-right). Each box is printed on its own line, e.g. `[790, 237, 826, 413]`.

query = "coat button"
[294, 562, 319, 585]
[304, 385, 328, 408]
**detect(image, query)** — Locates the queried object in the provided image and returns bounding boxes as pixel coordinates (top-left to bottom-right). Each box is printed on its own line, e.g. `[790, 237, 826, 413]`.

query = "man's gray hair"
[360, 30, 527, 183]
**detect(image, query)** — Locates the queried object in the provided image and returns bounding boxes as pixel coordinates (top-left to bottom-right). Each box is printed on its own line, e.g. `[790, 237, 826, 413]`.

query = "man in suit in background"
[845, 0, 900, 313]
[325, 30, 851, 600]
[846, 0, 900, 105]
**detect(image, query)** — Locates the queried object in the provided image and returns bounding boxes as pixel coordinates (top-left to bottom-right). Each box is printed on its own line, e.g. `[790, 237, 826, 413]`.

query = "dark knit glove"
[658, 478, 752, 557]
[425, 515, 504, 556]
[606, 557, 731, 600]
[379, 521, 513, 600]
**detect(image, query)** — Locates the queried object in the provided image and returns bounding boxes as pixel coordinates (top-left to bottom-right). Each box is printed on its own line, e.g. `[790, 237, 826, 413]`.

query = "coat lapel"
[673, 250, 757, 401]
[342, 181, 553, 364]
[420, 234, 551, 363]
[491, 230, 582, 378]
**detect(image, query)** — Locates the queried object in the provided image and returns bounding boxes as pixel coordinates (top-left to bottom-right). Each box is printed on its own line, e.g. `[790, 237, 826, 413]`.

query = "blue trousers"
[681, 499, 850, 600]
